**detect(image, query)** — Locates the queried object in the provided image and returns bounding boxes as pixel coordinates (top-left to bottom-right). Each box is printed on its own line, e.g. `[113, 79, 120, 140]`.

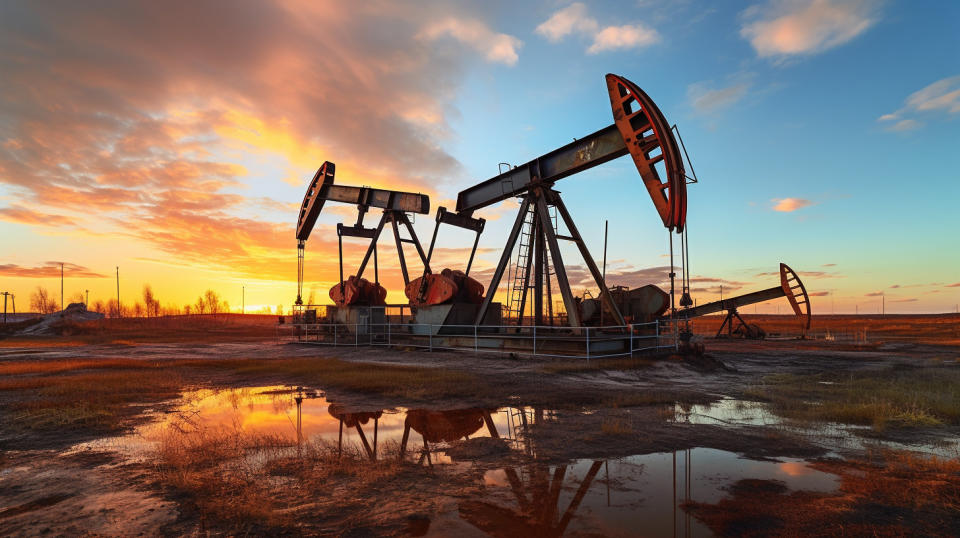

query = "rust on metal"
[296, 161, 336, 241]
[606, 74, 687, 232]
[329, 275, 387, 307]
[406, 268, 484, 306]
[780, 262, 811, 330]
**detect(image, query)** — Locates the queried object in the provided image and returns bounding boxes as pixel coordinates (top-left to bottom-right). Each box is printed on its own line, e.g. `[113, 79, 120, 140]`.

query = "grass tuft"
[745, 367, 960, 430]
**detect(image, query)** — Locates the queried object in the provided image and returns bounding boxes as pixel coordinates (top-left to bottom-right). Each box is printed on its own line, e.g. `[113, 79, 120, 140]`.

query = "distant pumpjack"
[295, 161, 430, 306]
[673, 263, 812, 338]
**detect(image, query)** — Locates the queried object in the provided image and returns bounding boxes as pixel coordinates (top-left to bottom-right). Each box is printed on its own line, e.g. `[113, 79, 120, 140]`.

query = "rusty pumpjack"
[673, 263, 812, 338]
[295, 161, 431, 307]
[419, 73, 691, 329]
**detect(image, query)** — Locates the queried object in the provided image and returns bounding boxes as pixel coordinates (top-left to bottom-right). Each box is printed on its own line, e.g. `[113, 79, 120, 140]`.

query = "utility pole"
[60, 262, 64, 313]
[882, 293, 885, 316]
[2, 291, 9, 323]
[116, 266, 121, 318]
[242, 285, 245, 315]
[85, 289, 89, 306]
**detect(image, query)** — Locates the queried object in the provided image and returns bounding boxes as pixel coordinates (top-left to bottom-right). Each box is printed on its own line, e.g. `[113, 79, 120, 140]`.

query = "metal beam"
[355, 213, 389, 279]
[551, 193, 625, 326]
[677, 287, 785, 319]
[296, 160, 429, 241]
[455, 124, 627, 213]
[474, 196, 533, 326]
[535, 193, 580, 327]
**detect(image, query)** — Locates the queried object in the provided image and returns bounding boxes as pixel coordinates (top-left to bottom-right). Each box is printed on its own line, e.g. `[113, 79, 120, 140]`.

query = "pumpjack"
[673, 263, 812, 338]
[422, 73, 692, 328]
[295, 161, 430, 308]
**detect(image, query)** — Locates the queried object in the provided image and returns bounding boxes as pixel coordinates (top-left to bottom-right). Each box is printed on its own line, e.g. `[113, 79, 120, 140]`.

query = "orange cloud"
[741, 0, 879, 59]
[0, 262, 107, 278]
[772, 197, 813, 212]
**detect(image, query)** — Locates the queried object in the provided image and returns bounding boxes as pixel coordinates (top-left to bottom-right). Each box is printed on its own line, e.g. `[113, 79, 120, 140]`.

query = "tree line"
[26, 285, 280, 317]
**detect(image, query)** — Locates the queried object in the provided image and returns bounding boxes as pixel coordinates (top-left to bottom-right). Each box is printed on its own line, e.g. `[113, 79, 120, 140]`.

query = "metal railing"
[277, 319, 676, 360]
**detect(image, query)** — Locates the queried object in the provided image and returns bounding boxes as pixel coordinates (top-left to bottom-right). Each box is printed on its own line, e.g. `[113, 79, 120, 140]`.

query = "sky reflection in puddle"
[75, 386, 848, 536]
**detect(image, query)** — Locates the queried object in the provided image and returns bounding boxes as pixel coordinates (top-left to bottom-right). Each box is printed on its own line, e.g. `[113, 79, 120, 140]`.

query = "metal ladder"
[504, 204, 562, 323]
[505, 204, 536, 322]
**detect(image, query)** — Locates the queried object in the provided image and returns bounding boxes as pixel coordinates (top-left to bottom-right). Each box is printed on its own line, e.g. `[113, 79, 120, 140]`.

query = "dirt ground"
[1, 314, 958, 536]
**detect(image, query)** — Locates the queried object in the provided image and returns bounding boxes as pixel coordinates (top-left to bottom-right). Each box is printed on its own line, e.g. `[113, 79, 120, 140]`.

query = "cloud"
[587, 25, 660, 54]
[0, 205, 78, 228]
[771, 197, 813, 212]
[418, 17, 523, 66]
[755, 270, 842, 279]
[688, 82, 751, 114]
[534, 3, 598, 42]
[808, 291, 829, 296]
[0, 262, 107, 278]
[878, 75, 960, 131]
[535, 3, 659, 54]
[865, 291, 884, 297]
[0, 1, 521, 281]
[947, 283, 960, 288]
[821, 263, 836, 267]
[741, 0, 878, 59]
[891, 298, 917, 303]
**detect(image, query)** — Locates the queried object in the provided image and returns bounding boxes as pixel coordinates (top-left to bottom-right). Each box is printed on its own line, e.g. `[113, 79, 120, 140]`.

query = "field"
[1, 314, 958, 535]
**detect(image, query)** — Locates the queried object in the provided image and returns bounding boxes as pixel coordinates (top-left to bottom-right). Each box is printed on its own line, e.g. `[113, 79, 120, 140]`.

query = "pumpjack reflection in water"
[288, 389, 703, 536]
[400, 408, 500, 465]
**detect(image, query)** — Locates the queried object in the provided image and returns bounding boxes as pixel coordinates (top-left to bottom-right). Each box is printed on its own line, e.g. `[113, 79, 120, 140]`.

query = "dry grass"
[691, 313, 960, 342]
[0, 314, 278, 345]
[3, 369, 183, 432]
[154, 422, 409, 533]
[745, 366, 960, 430]
[685, 450, 960, 536]
[0, 356, 484, 436]
[181, 357, 485, 400]
[0, 358, 152, 376]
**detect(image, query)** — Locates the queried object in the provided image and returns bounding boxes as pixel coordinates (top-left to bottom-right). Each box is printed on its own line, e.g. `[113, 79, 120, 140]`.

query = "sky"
[1, 0, 958, 314]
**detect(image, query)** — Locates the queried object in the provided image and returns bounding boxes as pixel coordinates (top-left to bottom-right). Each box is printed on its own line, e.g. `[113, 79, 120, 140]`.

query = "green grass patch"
[745, 366, 960, 430]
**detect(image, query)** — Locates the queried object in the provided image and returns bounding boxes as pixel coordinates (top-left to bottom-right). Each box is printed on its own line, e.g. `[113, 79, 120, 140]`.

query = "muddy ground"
[1, 327, 959, 536]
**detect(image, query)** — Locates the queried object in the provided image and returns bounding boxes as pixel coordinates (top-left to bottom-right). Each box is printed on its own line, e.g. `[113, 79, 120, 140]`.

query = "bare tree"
[132, 302, 144, 317]
[194, 296, 207, 315]
[30, 287, 58, 314]
[107, 299, 122, 318]
[204, 290, 222, 315]
[142, 285, 161, 317]
[92, 300, 106, 314]
[183, 304, 192, 316]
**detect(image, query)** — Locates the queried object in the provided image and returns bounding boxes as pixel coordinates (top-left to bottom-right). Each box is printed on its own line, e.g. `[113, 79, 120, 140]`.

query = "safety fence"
[277, 319, 678, 360]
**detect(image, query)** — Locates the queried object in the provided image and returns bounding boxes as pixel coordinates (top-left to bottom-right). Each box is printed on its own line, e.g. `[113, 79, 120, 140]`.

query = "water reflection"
[75, 386, 843, 537]
[469, 448, 838, 537]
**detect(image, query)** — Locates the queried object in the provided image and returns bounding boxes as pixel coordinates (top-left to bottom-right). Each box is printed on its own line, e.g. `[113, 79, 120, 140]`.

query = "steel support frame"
[415, 207, 485, 303]
[347, 211, 429, 286]
[473, 187, 624, 328]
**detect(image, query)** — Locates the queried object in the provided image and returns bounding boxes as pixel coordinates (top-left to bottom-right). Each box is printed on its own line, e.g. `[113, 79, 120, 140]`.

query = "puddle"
[454, 448, 838, 537]
[675, 397, 779, 426]
[77, 386, 543, 465]
[71, 386, 850, 536]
